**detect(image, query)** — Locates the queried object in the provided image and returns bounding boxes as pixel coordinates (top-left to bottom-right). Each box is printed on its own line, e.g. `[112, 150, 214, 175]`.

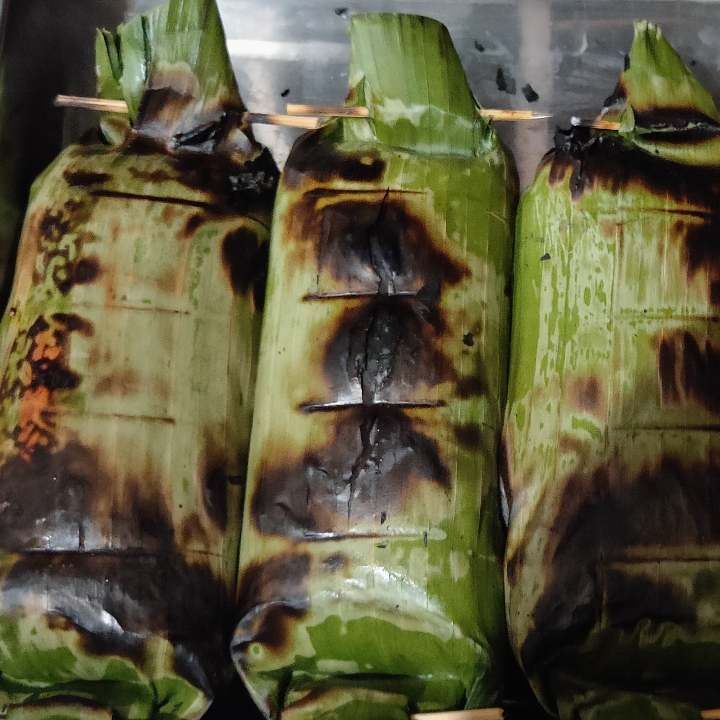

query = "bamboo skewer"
[287, 103, 552, 122]
[55, 95, 129, 113]
[55, 96, 552, 125]
[55, 95, 321, 128]
[411, 710, 502, 720]
[287, 103, 370, 117]
[243, 112, 320, 129]
[410, 709, 720, 720]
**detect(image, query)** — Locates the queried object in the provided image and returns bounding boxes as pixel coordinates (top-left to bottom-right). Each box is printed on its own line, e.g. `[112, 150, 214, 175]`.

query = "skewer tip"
[478, 108, 552, 122]
[570, 115, 621, 130]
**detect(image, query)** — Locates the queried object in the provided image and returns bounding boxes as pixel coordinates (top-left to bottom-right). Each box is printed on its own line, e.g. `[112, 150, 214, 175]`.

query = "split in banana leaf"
[232, 13, 517, 720]
[505, 20, 720, 720]
[0, 0, 276, 718]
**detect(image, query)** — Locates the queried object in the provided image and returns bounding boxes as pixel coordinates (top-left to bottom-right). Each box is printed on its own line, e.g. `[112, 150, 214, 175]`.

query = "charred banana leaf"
[233, 13, 517, 720]
[0, 0, 277, 717]
[505, 21, 720, 720]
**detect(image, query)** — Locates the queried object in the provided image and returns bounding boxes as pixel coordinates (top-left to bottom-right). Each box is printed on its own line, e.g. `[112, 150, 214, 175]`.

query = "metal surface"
[3, 1, 720, 192]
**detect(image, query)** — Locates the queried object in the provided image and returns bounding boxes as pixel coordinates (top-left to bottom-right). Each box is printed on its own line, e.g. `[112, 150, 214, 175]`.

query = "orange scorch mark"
[14, 319, 82, 461]
[17, 386, 54, 459]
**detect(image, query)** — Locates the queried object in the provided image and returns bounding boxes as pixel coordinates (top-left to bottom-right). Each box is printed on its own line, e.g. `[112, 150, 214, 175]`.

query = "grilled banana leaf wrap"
[232, 13, 517, 720]
[0, 0, 277, 717]
[505, 21, 720, 720]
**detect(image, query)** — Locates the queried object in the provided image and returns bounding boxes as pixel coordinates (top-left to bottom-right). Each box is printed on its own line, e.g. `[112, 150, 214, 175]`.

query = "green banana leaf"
[505, 20, 720, 720]
[232, 13, 517, 720]
[0, 0, 277, 718]
[95, 0, 246, 145]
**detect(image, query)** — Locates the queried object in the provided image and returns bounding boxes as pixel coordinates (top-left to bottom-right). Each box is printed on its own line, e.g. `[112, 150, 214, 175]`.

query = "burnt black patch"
[682, 213, 720, 284]
[123, 139, 278, 215]
[522, 84, 539, 103]
[73, 257, 101, 285]
[221, 228, 268, 299]
[455, 423, 482, 449]
[170, 146, 278, 214]
[233, 554, 311, 658]
[659, 333, 681, 405]
[63, 170, 111, 188]
[0, 441, 180, 555]
[474, 41, 485, 53]
[39, 208, 72, 247]
[50, 313, 93, 336]
[316, 297, 449, 406]
[0, 444, 97, 552]
[27, 315, 50, 337]
[296, 195, 469, 295]
[284, 130, 385, 189]
[251, 406, 448, 538]
[36, 200, 95, 294]
[0, 429, 235, 695]
[546, 128, 720, 295]
[516, 455, 720, 675]
[174, 119, 226, 149]
[203, 468, 228, 530]
[257, 183, 483, 539]
[604, 566, 695, 628]
[56, 257, 102, 294]
[658, 330, 720, 413]
[3, 547, 229, 694]
[456, 374, 487, 399]
[463, 332, 474, 347]
[496, 67, 516, 95]
[251, 242, 270, 313]
[203, 467, 228, 531]
[711, 280, 720, 305]
[183, 213, 206, 237]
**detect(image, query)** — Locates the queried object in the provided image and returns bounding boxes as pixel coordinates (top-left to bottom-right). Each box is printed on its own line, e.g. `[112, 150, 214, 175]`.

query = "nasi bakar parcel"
[0, 0, 276, 717]
[505, 21, 720, 720]
[233, 13, 517, 720]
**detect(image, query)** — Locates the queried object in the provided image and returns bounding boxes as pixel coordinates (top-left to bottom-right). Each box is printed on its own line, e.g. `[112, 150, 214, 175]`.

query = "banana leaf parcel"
[232, 13, 518, 720]
[0, 0, 277, 717]
[505, 21, 720, 720]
